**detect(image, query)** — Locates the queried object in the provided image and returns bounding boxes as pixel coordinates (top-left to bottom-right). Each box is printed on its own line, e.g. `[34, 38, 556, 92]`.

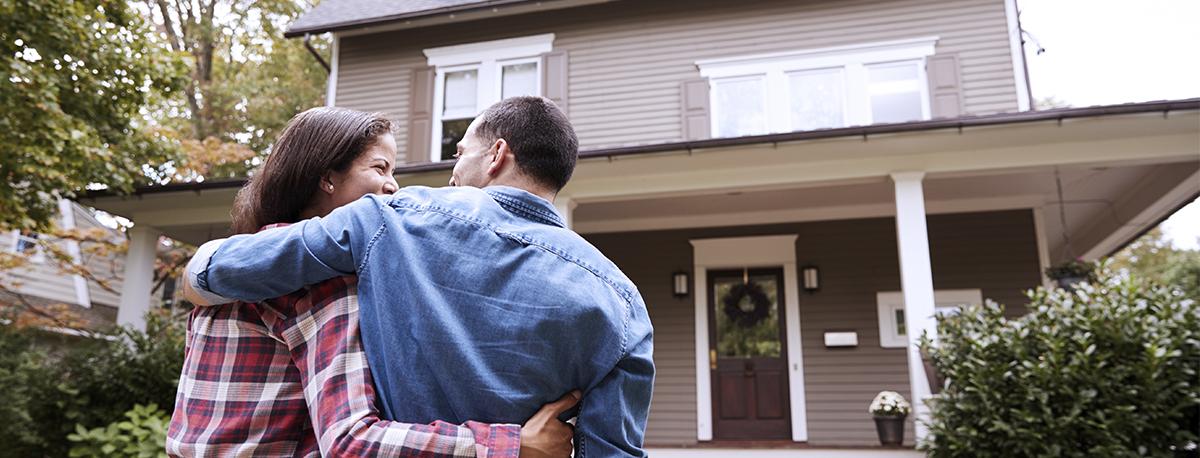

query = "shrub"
[67, 404, 170, 458]
[0, 310, 185, 457]
[921, 265, 1199, 457]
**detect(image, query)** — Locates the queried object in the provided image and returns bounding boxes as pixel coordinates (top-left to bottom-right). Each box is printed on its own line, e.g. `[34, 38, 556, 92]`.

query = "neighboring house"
[83, 0, 1200, 455]
[0, 200, 127, 332]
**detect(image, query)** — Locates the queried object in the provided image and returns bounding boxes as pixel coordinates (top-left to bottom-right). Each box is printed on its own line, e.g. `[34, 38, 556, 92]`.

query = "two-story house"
[84, 0, 1199, 454]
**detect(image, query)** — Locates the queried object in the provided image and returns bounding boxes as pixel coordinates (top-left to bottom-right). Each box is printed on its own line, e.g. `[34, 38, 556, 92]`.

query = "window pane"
[867, 62, 924, 124]
[895, 308, 906, 336]
[714, 77, 767, 137]
[788, 68, 844, 131]
[443, 70, 478, 118]
[502, 62, 538, 99]
[440, 118, 473, 161]
[713, 273, 782, 358]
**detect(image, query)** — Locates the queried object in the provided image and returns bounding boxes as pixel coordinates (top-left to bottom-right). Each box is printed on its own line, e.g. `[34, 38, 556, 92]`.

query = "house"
[0, 199, 129, 333]
[82, 0, 1200, 454]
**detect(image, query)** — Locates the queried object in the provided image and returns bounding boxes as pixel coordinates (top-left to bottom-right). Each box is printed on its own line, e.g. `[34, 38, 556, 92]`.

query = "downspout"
[303, 33, 331, 73]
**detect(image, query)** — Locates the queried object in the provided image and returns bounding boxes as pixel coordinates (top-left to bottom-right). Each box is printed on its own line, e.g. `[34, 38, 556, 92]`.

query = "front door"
[708, 268, 792, 440]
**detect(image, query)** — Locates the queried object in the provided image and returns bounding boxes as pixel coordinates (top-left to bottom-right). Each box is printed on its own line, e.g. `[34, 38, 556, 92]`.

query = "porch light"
[672, 271, 690, 298]
[802, 266, 820, 292]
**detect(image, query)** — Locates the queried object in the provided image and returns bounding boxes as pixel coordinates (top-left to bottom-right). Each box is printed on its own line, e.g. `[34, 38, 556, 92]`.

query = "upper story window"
[425, 34, 554, 161]
[697, 37, 938, 138]
[9, 230, 44, 263]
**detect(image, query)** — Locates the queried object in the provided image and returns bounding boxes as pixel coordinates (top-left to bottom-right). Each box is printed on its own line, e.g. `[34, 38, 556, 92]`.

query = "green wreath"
[722, 282, 772, 327]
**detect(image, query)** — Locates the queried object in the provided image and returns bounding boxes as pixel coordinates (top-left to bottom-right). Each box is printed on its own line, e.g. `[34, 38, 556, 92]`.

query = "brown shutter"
[681, 78, 711, 140]
[407, 66, 435, 163]
[541, 51, 569, 115]
[927, 55, 963, 119]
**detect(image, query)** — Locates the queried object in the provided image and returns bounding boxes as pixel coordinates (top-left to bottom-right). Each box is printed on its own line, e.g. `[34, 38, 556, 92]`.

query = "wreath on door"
[722, 281, 772, 327]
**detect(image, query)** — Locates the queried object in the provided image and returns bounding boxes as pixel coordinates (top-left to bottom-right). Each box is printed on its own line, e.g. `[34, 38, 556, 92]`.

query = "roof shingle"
[286, 0, 524, 37]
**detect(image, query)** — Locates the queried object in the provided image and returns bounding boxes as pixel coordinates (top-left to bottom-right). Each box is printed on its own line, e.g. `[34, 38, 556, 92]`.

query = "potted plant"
[1044, 258, 1095, 290]
[869, 390, 911, 446]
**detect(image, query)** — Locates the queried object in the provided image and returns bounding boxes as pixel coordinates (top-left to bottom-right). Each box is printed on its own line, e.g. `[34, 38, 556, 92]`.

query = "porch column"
[890, 172, 938, 443]
[116, 225, 160, 332]
[554, 195, 577, 229]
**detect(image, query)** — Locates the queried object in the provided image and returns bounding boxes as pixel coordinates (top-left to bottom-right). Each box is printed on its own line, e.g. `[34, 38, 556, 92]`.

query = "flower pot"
[920, 349, 944, 395]
[873, 415, 906, 446]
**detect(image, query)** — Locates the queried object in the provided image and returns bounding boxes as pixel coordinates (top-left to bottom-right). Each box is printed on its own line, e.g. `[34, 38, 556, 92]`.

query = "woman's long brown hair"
[230, 107, 392, 234]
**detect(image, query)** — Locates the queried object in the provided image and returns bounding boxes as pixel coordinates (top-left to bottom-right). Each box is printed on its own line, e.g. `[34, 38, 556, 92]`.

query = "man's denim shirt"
[192, 186, 654, 457]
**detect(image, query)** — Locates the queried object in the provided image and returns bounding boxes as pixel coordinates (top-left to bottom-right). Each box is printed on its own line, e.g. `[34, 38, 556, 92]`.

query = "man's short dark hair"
[475, 96, 578, 192]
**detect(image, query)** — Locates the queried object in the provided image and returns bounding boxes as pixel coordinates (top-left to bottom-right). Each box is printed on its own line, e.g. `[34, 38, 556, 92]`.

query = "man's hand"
[519, 390, 581, 458]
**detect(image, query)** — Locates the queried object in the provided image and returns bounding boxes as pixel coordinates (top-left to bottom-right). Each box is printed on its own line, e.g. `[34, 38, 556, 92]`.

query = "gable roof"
[285, 0, 536, 37]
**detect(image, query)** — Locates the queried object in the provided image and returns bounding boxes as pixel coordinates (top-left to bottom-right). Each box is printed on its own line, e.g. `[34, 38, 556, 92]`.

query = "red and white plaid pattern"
[168, 270, 520, 457]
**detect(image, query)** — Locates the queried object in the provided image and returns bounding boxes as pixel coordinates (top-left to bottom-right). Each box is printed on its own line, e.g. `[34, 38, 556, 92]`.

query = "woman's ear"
[319, 174, 336, 195]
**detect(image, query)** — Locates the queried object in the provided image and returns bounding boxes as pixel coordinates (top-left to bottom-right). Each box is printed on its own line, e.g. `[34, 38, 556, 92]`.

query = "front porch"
[81, 101, 1199, 447]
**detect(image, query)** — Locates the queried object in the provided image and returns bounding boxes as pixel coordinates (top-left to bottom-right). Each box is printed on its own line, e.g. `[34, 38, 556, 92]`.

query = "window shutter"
[927, 55, 963, 119]
[681, 78, 711, 140]
[541, 50, 569, 114]
[407, 66, 435, 163]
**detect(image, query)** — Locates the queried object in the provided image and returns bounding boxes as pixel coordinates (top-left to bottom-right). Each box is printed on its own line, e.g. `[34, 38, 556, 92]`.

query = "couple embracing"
[167, 97, 654, 457]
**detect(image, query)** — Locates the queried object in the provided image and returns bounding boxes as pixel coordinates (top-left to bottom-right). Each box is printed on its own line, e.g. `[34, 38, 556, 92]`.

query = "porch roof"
[85, 98, 1200, 199]
[80, 99, 1199, 258]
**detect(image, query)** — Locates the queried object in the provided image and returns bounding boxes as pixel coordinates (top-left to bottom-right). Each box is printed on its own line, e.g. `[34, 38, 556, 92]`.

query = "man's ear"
[487, 139, 510, 177]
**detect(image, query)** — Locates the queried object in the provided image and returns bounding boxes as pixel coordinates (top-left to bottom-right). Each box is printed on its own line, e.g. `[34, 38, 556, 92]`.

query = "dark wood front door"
[708, 268, 791, 440]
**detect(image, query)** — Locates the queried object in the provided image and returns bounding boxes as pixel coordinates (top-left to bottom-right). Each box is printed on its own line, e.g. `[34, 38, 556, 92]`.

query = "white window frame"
[425, 34, 554, 161]
[877, 288, 982, 348]
[697, 36, 938, 137]
[9, 230, 45, 263]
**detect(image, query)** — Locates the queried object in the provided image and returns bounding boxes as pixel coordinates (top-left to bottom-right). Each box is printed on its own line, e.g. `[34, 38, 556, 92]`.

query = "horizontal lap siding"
[334, 0, 1018, 158]
[585, 209, 1041, 446]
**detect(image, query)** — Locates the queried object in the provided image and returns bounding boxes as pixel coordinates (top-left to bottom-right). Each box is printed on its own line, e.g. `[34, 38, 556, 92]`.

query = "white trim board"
[1004, 0, 1032, 111]
[575, 195, 1043, 234]
[689, 235, 808, 442]
[326, 34, 340, 107]
[876, 289, 982, 348]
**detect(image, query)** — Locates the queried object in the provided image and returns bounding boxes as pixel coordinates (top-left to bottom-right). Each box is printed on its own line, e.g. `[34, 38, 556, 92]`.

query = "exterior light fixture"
[672, 271, 690, 298]
[802, 266, 820, 292]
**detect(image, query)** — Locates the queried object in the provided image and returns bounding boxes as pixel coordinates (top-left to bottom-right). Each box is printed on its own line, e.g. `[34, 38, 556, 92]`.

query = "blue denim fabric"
[196, 186, 654, 457]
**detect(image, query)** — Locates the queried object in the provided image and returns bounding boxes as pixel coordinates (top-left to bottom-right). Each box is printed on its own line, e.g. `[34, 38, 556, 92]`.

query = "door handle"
[709, 349, 717, 371]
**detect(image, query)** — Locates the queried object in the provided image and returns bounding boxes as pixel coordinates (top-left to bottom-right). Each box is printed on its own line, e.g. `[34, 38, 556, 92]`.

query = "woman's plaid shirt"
[166, 272, 520, 457]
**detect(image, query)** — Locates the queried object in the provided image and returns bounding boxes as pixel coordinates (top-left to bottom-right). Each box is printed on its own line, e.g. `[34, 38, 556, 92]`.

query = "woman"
[168, 107, 576, 457]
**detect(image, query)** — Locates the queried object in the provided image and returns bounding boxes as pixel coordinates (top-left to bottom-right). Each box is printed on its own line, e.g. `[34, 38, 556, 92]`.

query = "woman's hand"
[519, 390, 581, 458]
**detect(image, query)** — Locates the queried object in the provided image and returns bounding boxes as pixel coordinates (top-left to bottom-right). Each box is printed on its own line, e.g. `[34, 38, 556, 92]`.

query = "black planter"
[874, 415, 906, 446]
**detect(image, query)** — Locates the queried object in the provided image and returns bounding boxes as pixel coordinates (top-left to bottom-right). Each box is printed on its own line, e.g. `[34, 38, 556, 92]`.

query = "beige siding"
[0, 205, 126, 312]
[585, 209, 1041, 446]
[336, 0, 1019, 160]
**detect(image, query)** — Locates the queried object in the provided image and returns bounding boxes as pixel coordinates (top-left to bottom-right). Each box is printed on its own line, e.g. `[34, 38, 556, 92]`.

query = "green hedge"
[0, 312, 185, 458]
[922, 266, 1199, 457]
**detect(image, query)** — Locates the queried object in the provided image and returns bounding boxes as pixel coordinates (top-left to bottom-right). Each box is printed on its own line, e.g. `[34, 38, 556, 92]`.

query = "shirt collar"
[483, 186, 566, 228]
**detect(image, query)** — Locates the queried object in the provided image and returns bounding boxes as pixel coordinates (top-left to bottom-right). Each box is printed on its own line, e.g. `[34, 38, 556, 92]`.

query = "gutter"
[84, 98, 1200, 198]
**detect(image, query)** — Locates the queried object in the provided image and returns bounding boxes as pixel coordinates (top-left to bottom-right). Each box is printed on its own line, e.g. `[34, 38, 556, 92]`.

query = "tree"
[0, 0, 188, 230]
[144, 0, 328, 180]
[1110, 226, 1200, 300]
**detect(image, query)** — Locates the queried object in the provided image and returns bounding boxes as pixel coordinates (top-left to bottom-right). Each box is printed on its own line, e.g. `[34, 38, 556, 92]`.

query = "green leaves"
[920, 264, 1200, 457]
[67, 403, 170, 458]
[1, 0, 188, 230]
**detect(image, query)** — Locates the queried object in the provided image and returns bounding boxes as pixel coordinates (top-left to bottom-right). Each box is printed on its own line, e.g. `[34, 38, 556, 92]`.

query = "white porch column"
[554, 195, 577, 229]
[117, 225, 160, 332]
[890, 172, 938, 443]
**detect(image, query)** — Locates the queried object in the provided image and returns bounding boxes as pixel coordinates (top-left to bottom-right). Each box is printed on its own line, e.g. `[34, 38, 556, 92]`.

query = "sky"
[1019, 0, 1200, 249]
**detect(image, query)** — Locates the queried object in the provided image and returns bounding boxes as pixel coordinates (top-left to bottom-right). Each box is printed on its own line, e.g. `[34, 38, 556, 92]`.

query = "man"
[185, 96, 655, 457]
